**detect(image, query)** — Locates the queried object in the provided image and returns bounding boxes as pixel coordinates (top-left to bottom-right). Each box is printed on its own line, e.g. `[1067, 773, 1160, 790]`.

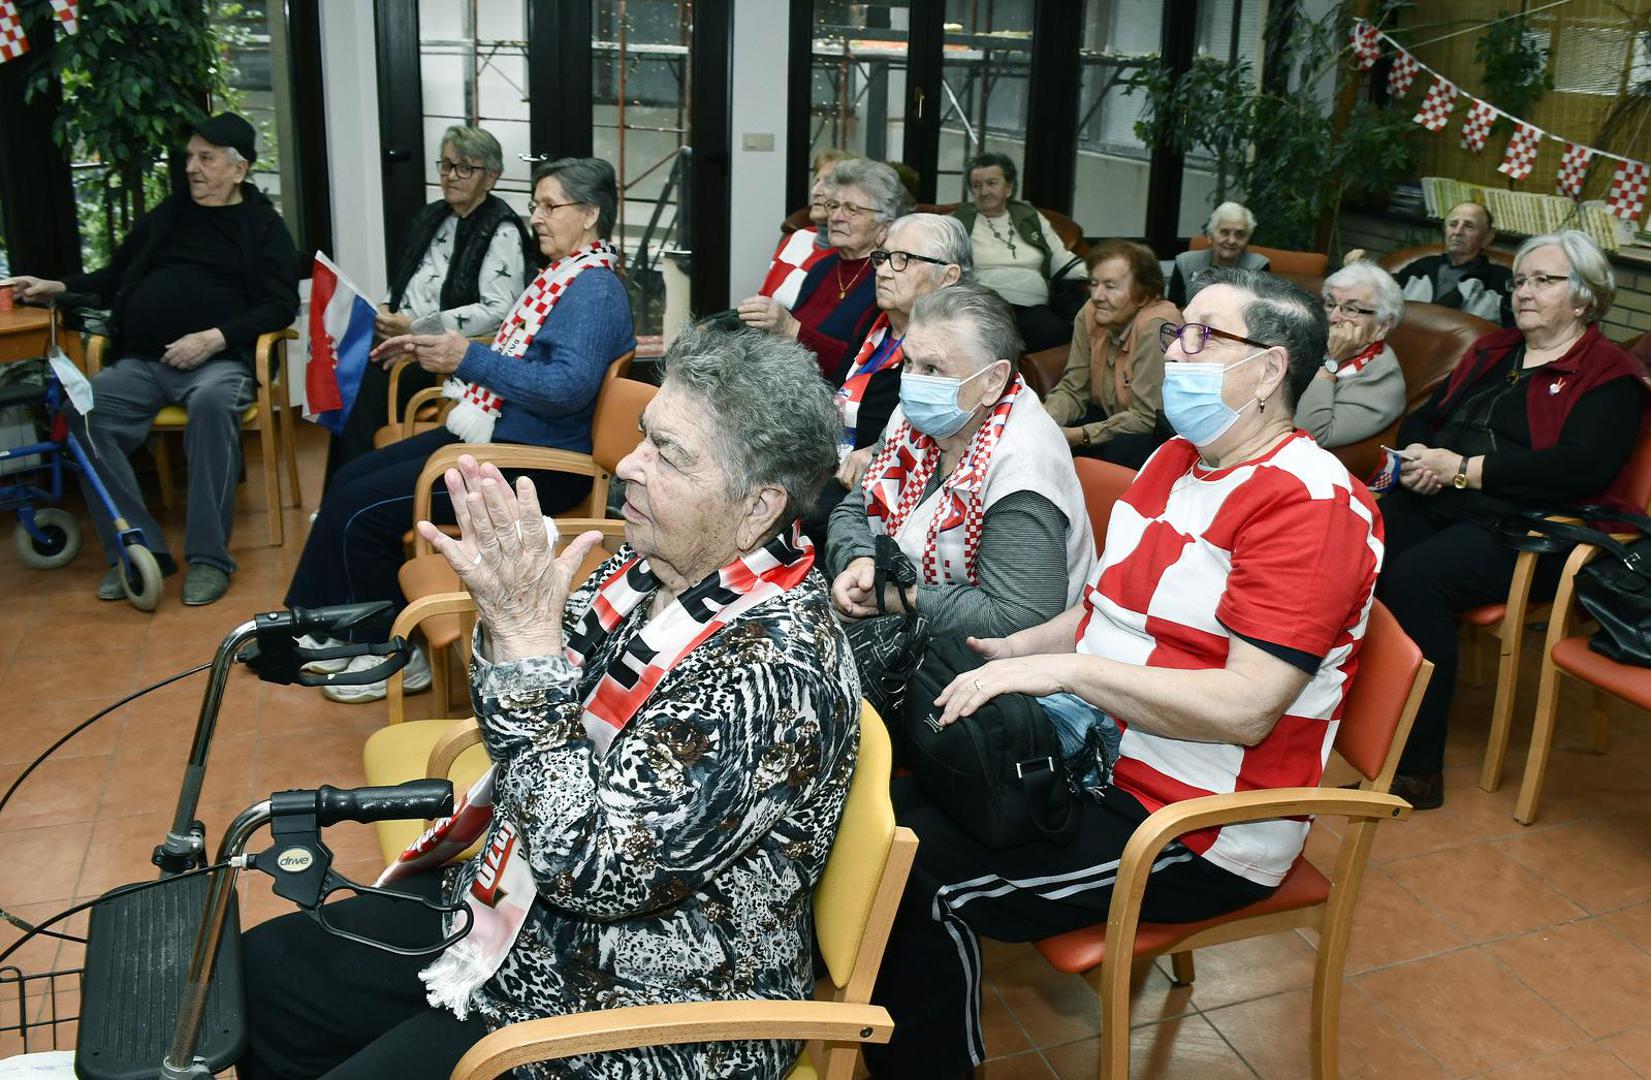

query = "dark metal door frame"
[374, 0, 425, 270]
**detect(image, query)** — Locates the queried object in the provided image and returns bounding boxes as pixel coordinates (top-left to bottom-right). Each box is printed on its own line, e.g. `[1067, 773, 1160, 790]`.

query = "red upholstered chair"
[1187, 234, 1329, 282]
[1020, 345, 1068, 400]
[1073, 457, 1135, 552]
[1032, 602, 1428, 1080]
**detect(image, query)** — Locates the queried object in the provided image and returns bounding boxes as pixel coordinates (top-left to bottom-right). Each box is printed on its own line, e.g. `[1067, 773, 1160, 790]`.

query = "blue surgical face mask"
[1160, 350, 1267, 446]
[900, 363, 1000, 439]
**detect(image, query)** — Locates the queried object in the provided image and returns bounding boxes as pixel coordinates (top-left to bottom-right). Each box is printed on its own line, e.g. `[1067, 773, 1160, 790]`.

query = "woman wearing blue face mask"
[826, 282, 1097, 647]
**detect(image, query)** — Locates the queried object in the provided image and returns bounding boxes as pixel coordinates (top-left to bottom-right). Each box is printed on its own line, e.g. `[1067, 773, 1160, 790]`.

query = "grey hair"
[1514, 230, 1616, 324]
[909, 281, 1023, 377]
[888, 213, 974, 279]
[223, 146, 246, 168]
[1200, 268, 1327, 409]
[1323, 261, 1405, 331]
[441, 125, 505, 173]
[532, 157, 619, 239]
[658, 324, 839, 523]
[827, 158, 913, 224]
[1206, 201, 1257, 236]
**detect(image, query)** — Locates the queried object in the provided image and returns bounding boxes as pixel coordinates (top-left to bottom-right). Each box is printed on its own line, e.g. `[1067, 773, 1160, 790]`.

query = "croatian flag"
[305, 253, 375, 435]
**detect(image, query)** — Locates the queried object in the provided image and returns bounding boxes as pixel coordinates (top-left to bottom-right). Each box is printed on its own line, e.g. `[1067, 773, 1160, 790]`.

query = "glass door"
[935, 0, 1034, 206]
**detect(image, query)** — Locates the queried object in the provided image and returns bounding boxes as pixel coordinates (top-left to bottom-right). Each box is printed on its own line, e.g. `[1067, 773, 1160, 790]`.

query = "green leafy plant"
[1475, 11, 1553, 130]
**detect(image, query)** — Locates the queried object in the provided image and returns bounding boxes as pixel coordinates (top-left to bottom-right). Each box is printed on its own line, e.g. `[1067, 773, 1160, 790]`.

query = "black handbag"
[1500, 505, 1651, 666]
[901, 635, 1082, 848]
[841, 535, 931, 723]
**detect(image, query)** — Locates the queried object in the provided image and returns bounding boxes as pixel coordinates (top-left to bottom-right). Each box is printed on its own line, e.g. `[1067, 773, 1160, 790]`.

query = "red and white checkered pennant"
[1556, 142, 1595, 198]
[1387, 49, 1418, 98]
[1607, 159, 1650, 224]
[1460, 98, 1497, 152]
[1412, 76, 1458, 132]
[49, 0, 78, 34]
[1497, 122, 1543, 181]
[0, 0, 30, 62]
[1351, 20, 1381, 71]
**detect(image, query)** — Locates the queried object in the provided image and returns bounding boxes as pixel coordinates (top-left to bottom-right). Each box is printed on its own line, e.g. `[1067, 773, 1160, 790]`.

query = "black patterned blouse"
[450, 546, 861, 1079]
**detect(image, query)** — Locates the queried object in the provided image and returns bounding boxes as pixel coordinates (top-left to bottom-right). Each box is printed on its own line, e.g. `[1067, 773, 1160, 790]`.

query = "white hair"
[887, 213, 974, 278]
[223, 146, 246, 167]
[1514, 230, 1616, 324]
[1323, 261, 1404, 331]
[1206, 201, 1256, 236]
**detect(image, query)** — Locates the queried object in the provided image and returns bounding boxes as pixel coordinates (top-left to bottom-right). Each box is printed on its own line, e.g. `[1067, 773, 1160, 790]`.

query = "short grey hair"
[441, 125, 505, 173]
[1323, 261, 1404, 331]
[223, 146, 246, 168]
[1200, 268, 1327, 409]
[909, 281, 1023, 377]
[658, 324, 839, 523]
[888, 213, 974, 279]
[827, 158, 913, 224]
[1514, 230, 1616, 324]
[1206, 201, 1257, 236]
[532, 157, 619, 239]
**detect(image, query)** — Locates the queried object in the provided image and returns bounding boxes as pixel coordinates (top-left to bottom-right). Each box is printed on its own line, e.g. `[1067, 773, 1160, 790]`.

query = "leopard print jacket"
[449, 548, 860, 1079]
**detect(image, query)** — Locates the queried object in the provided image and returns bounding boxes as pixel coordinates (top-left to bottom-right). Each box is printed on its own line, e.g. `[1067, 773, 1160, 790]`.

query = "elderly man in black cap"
[6, 113, 301, 605]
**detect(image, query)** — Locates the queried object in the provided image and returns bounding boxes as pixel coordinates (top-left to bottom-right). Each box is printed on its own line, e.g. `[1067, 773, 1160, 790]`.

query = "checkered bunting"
[1412, 76, 1458, 132]
[0, 0, 29, 62]
[1556, 142, 1596, 199]
[1497, 123, 1543, 181]
[49, 0, 78, 34]
[1387, 49, 1418, 98]
[1460, 98, 1497, 153]
[1351, 20, 1381, 71]
[1607, 159, 1650, 224]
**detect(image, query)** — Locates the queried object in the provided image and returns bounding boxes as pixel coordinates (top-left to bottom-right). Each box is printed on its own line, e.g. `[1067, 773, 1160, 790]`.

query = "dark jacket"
[952, 200, 1055, 277]
[386, 193, 535, 313]
[1393, 253, 1514, 328]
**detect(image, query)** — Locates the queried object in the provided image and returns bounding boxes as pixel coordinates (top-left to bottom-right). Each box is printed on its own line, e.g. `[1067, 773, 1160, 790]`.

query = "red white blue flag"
[305, 253, 375, 435]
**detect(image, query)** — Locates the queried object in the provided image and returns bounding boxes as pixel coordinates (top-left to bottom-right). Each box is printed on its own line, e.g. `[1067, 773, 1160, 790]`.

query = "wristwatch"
[1322, 357, 1339, 374]
[1453, 456, 1470, 490]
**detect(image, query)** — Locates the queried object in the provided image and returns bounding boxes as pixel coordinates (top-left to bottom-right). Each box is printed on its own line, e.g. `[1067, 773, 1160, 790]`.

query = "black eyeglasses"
[870, 249, 950, 272]
[1323, 300, 1377, 318]
[1158, 321, 1273, 356]
[436, 160, 483, 179]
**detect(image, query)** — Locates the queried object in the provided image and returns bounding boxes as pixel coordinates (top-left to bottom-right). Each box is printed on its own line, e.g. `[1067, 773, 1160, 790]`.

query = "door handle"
[385, 148, 411, 163]
[915, 88, 925, 121]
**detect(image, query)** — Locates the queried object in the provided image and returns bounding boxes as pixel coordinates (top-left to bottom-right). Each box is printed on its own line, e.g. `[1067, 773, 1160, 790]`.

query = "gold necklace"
[836, 257, 870, 300]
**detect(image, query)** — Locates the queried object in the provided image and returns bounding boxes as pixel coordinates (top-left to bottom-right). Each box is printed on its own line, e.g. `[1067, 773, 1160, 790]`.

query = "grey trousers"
[72, 355, 254, 573]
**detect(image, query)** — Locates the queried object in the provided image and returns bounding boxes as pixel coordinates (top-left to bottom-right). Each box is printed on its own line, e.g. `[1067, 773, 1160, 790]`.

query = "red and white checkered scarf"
[442, 240, 618, 443]
[836, 313, 904, 438]
[860, 375, 1025, 586]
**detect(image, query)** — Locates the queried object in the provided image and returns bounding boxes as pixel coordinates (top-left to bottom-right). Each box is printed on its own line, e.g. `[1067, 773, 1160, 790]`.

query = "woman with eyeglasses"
[282, 157, 637, 704]
[737, 158, 912, 376]
[324, 125, 537, 485]
[1042, 239, 1180, 468]
[1292, 261, 1407, 449]
[756, 148, 857, 308]
[1378, 229, 1647, 809]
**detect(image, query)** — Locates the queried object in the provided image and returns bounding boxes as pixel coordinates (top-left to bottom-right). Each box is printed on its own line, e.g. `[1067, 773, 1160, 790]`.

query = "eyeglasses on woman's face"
[530, 198, 585, 217]
[870, 249, 950, 272]
[1158, 321, 1273, 356]
[1511, 272, 1567, 292]
[825, 199, 874, 219]
[1323, 300, 1377, 318]
[436, 159, 484, 179]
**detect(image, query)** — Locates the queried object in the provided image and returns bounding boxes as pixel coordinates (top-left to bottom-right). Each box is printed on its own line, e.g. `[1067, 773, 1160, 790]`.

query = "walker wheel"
[121, 544, 164, 612]
[13, 508, 82, 569]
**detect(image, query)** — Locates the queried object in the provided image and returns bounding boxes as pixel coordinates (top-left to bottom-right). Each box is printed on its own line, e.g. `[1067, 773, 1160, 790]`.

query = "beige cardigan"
[1043, 297, 1180, 445]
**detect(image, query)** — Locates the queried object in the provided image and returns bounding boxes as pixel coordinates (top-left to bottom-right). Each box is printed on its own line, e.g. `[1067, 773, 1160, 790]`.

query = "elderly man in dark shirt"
[8, 113, 301, 605]
[1389, 201, 1513, 327]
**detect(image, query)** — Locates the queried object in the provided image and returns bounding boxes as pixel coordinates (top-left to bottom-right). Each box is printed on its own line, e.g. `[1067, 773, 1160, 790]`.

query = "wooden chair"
[86, 328, 301, 546]
[394, 371, 656, 712]
[446, 702, 917, 1080]
[373, 335, 577, 450]
[1032, 602, 1427, 1080]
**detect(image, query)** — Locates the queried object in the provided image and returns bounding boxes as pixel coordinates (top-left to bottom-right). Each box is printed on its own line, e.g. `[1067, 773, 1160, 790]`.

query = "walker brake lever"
[311, 875, 473, 957]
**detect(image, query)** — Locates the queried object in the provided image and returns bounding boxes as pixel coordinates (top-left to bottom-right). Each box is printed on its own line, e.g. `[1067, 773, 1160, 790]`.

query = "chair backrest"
[1378, 243, 1516, 276]
[1020, 344, 1068, 399]
[1335, 601, 1429, 789]
[1619, 425, 1651, 513]
[1073, 457, 1135, 552]
[783, 202, 1089, 258]
[591, 373, 654, 474]
[1186, 235, 1329, 277]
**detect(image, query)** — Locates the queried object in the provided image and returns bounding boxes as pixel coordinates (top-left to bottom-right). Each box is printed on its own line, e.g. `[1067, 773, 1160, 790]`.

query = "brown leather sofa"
[1377, 244, 1516, 277]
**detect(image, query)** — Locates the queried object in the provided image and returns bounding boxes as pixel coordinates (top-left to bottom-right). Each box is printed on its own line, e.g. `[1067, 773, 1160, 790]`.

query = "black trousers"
[238, 871, 489, 1080]
[284, 426, 592, 633]
[863, 778, 1273, 1077]
[1069, 407, 1170, 471]
[321, 357, 440, 493]
[1377, 490, 1561, 774]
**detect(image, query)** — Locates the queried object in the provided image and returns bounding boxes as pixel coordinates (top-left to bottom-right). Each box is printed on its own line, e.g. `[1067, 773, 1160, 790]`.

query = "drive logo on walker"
[305, 252, 376, 436]
[472, 820, 519, 907]
[276, 846, 315, 873]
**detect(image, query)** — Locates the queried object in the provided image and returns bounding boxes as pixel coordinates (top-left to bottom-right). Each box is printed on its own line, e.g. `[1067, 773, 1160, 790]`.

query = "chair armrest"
[85, 333, 108, 377]
[385, 357, 417, 426]
[255, 328, 300, 390]
[1537, 542, 1605, 654]
[427, 717, 482, 779]
[401, 385, 453, 437]
[391, 590, 478, 641]
[412, 443, 601, 551]
[550, 517, 628, 544]
[449, 1001, 893, 1079]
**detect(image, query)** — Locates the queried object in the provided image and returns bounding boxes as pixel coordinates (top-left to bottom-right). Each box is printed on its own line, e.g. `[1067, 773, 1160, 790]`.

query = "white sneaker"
[297, 634, 351, 675]
[320, 647, 432, 704]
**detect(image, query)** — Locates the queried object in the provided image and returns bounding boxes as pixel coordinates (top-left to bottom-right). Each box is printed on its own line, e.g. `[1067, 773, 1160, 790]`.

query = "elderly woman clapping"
[828, 282, 1096, 653]
[738, 157, 913, 376]
[1293, 261, 1407, 449]
[1169, 201, 1269, 307]
[1380, 230, 1648, 810]
[240, 326, 860, 1079]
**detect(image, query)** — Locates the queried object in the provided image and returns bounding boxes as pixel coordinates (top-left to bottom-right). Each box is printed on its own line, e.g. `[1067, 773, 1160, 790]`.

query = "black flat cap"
[193, 113, 257, 165]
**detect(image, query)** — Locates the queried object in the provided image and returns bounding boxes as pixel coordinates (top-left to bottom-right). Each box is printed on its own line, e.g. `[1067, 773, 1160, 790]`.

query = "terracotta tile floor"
[3, 425, 1651, 1077]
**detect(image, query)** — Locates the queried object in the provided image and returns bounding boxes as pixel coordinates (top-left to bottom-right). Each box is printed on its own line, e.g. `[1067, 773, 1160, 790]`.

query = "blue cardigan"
[453, 268, 637, 453]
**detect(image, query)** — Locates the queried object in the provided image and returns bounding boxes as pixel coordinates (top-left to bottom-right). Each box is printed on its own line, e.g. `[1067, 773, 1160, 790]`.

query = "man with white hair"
[1390, 200, 1513, 327]
[5, 112, 301, 605]
[1168, 201, 1270, 307]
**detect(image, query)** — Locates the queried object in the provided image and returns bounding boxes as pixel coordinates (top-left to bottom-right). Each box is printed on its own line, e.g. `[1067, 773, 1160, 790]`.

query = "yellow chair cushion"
[153, 403, 261, 427]
[362, 718, 491, 865]
[787, 1049, 815, 1079]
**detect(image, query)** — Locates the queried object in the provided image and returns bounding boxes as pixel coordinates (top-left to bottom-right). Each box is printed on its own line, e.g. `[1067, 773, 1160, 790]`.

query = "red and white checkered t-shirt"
[1076, 432, 1384, 886]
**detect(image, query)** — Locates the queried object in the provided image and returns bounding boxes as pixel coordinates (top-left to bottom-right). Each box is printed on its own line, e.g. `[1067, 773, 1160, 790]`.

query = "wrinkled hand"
[932, 655, 1070, 727]
[736, 296, 800, 338]
[1, 276, 66, 303]
[370, 329, 469, 375]
[830, 556, 877, 619]
[162, 329, 226, 370]
[1397, 443, 1452, 496]
[836, 446, 874, 489]
[374, 306, 413, 340]
[1062, 426, 1087, 448]
[415, 455, 602, 662]
[1327, 320, 1377, 363]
